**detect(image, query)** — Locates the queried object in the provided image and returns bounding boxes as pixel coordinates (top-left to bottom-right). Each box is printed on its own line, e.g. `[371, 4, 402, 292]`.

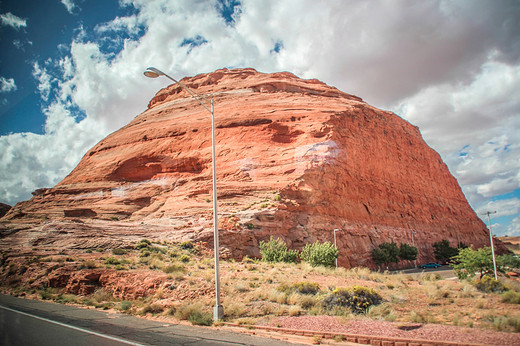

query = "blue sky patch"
[271, 41, 284, 54]
[216, 0, 241, 26]
[180, 35, 209, 54]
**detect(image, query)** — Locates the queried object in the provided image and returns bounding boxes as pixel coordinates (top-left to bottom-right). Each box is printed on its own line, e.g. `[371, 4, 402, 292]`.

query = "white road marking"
[0, 304, 145, 346]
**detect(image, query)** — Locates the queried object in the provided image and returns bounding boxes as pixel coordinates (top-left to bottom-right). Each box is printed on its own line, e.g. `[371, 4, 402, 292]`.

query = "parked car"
[420, 262, 441, 269]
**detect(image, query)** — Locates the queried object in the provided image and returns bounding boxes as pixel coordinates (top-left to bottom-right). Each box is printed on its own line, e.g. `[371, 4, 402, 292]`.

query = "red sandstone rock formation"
[2, 68, 494, 268]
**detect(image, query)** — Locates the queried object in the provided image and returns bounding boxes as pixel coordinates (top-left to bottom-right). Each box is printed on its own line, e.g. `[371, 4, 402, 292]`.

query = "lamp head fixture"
[143, 67, 164, 78]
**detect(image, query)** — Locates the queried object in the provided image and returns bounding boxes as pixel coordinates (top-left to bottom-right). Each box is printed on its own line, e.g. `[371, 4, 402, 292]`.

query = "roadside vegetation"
[1, 238, 520, 333]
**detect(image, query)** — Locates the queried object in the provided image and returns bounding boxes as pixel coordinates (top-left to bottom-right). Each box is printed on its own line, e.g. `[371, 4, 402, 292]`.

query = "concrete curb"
[222, 322, 487, 346]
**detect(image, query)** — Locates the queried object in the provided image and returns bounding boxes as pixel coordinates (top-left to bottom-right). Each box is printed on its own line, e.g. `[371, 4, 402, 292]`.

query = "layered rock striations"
[2, 68, 492, 268]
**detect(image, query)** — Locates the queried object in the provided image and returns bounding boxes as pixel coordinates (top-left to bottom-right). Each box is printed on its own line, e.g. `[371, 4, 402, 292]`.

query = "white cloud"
[1, 0, 519, 236]
[61, 0, 78, 14]
[0, 77, 17, 93]
[0, 104, 104, 206]
[32, 62, 53, 101]
[0, 12, 27, 29]
[476, 198, 520, 218]
[507, 217, 520, 237]
[395, 60, 520, 208]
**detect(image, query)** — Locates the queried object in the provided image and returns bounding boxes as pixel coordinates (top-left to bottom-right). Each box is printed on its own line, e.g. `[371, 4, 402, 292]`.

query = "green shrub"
[140, 303, 164, 315]
[139, 250, 151, 258]
[300, 241, 338, 267]
[135, 239, 151, 250]
[163, 263, 185, 273]
[278, 282, 320, 295]
[501, 290, 520, 304]
[104, 257, 121, 265]
[473, 276, 507, 293]
[120, 301, 132, 311]
[180, 254, 190, 263]
[188, 311, 213, 326]
[112, 248, 127, 255]
[176, 303, 213, 325]
[147, 246, 166, 254]
[323, 286, 382, 314]
[179, 241, 194, 250]
[259, 236, 298, 263]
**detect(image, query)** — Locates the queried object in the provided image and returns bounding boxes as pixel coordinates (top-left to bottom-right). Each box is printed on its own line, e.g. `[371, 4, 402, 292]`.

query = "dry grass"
[2, 239, 520, 334]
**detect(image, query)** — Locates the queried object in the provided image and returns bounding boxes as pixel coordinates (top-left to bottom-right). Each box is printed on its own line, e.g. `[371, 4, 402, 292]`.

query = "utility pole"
[481, 211, 498, 280]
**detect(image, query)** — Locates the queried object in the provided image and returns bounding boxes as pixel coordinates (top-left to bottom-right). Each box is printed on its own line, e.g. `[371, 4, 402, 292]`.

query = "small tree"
[452, 246, 494, 279]
[371, 242, 400, 268]
[399, 243, 418, 261]
[259, 236, 298, 263]
[433, 239, 458, 263]
[300, 241, 339, 267]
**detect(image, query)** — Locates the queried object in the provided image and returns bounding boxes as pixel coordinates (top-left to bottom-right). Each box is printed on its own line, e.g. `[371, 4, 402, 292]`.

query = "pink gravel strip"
[267, 316, 520, 346]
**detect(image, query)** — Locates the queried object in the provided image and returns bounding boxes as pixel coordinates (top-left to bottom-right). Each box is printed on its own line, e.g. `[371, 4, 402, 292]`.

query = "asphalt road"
[0, 294, 300, 346]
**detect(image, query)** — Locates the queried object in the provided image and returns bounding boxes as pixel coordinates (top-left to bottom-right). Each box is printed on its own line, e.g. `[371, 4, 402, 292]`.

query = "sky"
[0, 0, 519, 236]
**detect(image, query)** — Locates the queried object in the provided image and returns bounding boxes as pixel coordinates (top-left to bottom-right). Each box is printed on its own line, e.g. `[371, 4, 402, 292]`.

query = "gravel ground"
[268, 316, 520, 345]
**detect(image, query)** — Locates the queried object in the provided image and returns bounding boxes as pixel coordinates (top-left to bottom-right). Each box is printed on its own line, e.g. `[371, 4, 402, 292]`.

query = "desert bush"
[322, 286, 382, 314]
[368, 302, 396, 322]
[112, 248, 127, 255]
[78, 260, 96, 269]
[501, 290, 520, 304]
[300, 241, 338, 267]
[92, 288, 113, 303]
[176, 303, 213, 326]
[278, 281, 320, 295]
[288, 305, 302, 316]
[135, 239, 151, 250]
[38, 287, 59, 300]
[473, 276, 507, 293]
[56, 294, 78, 304]
[179, 241, 194, 250]
[180, 254, 190, 263]
[140, 303, 164, 315]
[120, 301, 132, 311]
[147, 246, 166, 254]
[488, 315, 520, 332]
[419, 272, 442, 282]
[148, 256, 164, 270]
[259, 237, 298, 263]
[234, 283, 250, 293]
[104, 257, 121, 265]
[162, 263, 185, 274]
[139, 249, 151, 258]
[224, 301, 247, 318]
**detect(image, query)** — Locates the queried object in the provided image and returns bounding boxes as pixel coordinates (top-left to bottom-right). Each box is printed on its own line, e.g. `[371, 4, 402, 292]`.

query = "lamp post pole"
[411, 230, 417, 269]
[144, 67, 223, 320]
[334, 229, 339, 268]
[482, 211, 498, 280]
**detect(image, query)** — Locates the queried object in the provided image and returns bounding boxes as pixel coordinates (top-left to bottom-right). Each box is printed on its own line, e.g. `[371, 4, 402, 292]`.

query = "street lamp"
[144, 67, 223, 320]
[333, 229, 339, 268]
[481, 211, 498, 280]
[411, 231, 417, 269]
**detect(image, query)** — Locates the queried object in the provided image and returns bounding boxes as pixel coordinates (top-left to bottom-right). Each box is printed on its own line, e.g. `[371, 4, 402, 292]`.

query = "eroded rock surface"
[1, 68, 494, 268]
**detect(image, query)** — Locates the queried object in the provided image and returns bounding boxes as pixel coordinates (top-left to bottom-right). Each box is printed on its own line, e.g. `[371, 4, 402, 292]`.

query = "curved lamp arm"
[144, 67, 212, 114]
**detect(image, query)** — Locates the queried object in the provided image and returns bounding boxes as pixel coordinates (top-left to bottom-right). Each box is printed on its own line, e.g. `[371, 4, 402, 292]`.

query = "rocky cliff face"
[2, 68, 492, 268]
